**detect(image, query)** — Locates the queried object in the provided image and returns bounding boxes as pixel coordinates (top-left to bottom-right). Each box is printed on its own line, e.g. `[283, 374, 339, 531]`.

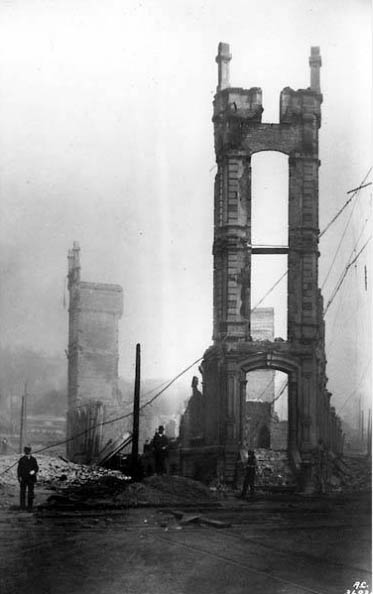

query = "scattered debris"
[45, 474, 218, 509]
[199, 517, 231, 529]
[329, 454, 371, 493]
[0, 453, 129, 511]
[164, 509, 230, 529]
[179, 514, 201, 525]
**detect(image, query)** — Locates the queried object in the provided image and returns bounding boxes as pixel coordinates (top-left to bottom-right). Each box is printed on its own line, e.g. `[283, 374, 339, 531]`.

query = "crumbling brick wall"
[66, 243, 124, 463]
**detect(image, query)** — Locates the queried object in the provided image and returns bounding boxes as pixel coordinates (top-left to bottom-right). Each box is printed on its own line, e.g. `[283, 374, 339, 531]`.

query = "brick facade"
[66, 242, 124, 462]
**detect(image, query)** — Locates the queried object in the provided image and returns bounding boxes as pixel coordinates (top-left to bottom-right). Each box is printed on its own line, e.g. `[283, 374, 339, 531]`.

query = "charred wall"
[66, 242, 124, 463]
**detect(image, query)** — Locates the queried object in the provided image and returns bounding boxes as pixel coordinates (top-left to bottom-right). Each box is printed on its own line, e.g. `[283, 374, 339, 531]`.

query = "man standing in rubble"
[17, 445, 39, 511]
[152, 425, 169, 475]
[241, 450, 257, 498]
[1, 437, 8, 455]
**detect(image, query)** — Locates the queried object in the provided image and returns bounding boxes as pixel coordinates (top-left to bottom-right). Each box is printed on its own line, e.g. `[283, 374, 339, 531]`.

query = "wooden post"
[367, 409, 372, 457]
[361, 410, 364, 445]
[131, 344, 141, 478]
[19, 383, 28, 454]
[9, 393, 14, 434]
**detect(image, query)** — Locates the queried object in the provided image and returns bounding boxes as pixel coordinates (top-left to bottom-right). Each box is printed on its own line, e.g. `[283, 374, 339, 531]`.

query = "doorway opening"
[244, 369, 288, 451]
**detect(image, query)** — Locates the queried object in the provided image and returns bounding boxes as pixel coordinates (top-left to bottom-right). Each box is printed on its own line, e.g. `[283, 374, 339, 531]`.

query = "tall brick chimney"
[309, 46, 322, 93]
[215, 42, 231, 91]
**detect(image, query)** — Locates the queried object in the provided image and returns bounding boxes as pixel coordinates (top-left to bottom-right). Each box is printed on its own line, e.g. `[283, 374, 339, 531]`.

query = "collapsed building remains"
[66, 242, 124, 463]
[180, 44, 343, 490]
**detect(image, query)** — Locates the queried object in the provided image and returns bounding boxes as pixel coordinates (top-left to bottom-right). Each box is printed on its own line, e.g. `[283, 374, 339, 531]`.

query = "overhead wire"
[325, 194, 372, 339]
[321, 185, 371, 291]
[251, 271, 287, 312]
[248, 375, 274, 401]
[270, 378, 288, 405]
[321, 196, 360, 290]
[338, 360, 372, 413]
[0, 356, 204, 476]
[71, 174, 372, 450]
[3, 247, 292, 472]
[324, 235, 372, 316]
[319, 167, 372, 239]
[253, 171, 372, 309]
[247, 372, 288, 423]
[4, 174, 371, 473]
[103, 377, 175, 423]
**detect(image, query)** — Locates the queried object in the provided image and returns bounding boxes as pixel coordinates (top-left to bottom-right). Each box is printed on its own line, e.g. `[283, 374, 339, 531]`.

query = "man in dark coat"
[152, 426, 169, 475]
[241, 450, 257, 498]
[1, 437, 8, 455]
[17, 446, 39, 510]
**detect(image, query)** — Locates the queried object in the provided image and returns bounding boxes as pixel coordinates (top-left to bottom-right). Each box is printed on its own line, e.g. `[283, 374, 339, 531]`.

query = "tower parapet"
[215, 42, 231, 91]
[309, 46, 322, 93]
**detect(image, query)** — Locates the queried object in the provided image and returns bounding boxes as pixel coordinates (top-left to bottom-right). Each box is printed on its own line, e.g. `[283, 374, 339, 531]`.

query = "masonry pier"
[180, 44, 343, 491]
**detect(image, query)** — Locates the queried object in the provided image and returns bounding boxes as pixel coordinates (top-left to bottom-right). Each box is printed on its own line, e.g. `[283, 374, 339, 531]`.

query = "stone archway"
[238, 351, 301, 455]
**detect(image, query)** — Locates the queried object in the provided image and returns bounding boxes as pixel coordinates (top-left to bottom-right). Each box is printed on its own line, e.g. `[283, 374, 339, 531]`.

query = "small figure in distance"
[152, 425, 169, 475]
[1, 437, 8, 455]
[17, 446, 39, 511]
[241, 449, 257, 499]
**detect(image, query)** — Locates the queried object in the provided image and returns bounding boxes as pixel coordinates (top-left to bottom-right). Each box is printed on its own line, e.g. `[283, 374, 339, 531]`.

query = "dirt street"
[0, 489, 371, 594]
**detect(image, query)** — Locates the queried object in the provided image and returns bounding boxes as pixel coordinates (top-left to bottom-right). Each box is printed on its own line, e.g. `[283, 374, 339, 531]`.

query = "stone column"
[225, 363, 240, 443]
[239, 372, 248, 444]
[288, 374, 298, 451]
[300, 371, 312, 450]
[212, 152, 251, 343]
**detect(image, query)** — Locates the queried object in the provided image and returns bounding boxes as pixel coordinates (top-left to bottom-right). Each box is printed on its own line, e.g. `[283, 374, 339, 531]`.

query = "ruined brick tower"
[181, 44, 342, 486]
[66, 242, 124, 462]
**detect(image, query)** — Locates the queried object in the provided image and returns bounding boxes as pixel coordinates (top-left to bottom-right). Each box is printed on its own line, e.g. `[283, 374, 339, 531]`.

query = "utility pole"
[9, 393, 13, 434]
[19, 383, 28, 454]
[131, 344, 141, 480]
[361, 409, 364, 447]
[367, 409, 372, 457]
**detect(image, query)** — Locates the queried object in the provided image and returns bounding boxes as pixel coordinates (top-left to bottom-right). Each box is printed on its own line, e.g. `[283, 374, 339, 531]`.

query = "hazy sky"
[0, 0, 371, 417]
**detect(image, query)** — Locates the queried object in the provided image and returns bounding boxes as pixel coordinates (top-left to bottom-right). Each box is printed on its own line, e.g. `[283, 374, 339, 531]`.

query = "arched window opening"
[244, 369, 288, 451]
[251, 151, 288, 247]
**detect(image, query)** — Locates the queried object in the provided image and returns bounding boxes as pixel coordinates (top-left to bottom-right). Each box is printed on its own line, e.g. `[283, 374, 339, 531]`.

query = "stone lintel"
[80, 281, 123, 293]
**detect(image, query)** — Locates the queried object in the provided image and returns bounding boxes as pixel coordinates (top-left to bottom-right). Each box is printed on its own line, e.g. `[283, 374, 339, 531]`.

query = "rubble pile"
[1, 454, 218, 509]
[0, 454, 128, 489]
[144, 474, 215, 500]
[254, 449, 297, 490]
[329, 454, 372, 493]
[48, 474, 218, 508]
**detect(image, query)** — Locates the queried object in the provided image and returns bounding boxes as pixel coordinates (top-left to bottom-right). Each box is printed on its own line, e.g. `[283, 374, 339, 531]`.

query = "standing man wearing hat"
[17, 446, 39, 511]
[152, 426, 169, 475]
[241, 450, 257, 499]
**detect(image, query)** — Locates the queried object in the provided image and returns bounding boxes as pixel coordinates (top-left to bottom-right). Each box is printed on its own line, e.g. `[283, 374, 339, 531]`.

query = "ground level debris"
[44, 474, 218, 509]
